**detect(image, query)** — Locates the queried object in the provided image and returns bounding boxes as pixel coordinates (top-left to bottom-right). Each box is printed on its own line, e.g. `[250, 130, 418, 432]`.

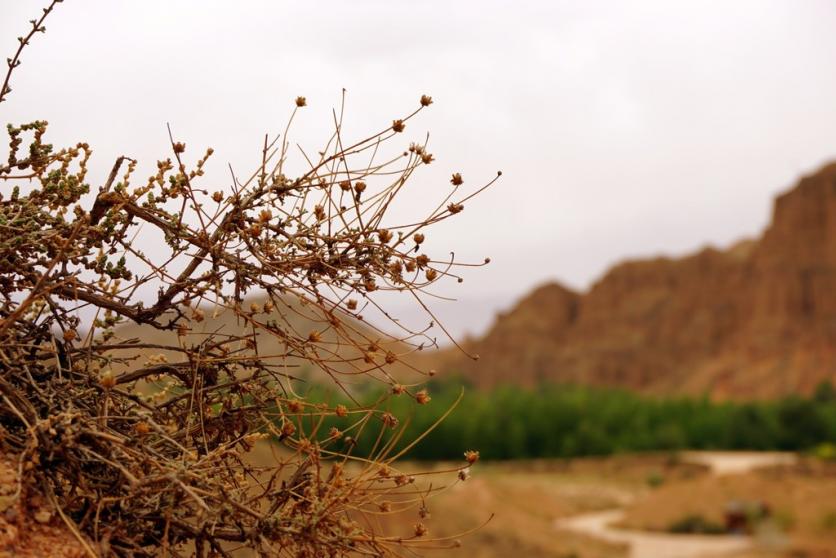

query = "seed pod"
[100, 370, 116, 390]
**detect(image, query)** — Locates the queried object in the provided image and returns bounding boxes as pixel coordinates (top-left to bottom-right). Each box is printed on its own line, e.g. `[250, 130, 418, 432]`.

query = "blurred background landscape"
[149, 164, 836, 557]
[5, 1, 836, 556]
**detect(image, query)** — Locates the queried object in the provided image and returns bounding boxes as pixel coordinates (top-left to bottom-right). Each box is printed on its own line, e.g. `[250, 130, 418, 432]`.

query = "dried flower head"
[295, 96, 307, 107]
[99, 371, 116, 390]
[281, 421, 296, 437]
[381, 412, 399, 429]
[392, 119, 406, 133]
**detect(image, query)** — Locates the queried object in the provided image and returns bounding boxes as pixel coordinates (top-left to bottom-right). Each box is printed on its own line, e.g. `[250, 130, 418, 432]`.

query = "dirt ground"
[376, 453, 836, 558]
[0, 453, 90, 558]
[370, 455, 710, 558]
[618, 458, 836, 557]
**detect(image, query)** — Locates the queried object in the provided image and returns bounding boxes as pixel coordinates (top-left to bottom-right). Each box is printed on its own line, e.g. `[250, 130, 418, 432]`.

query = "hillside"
[112, 295, 421, 391]
[433, 162, 836, 398]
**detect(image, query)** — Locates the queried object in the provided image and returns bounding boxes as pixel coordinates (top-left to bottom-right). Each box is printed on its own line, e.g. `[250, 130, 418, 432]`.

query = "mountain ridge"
[431, 162, 836, 398]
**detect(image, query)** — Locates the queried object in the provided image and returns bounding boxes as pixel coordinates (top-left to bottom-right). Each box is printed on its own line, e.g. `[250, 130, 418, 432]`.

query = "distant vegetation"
[309, 379, 836, 460]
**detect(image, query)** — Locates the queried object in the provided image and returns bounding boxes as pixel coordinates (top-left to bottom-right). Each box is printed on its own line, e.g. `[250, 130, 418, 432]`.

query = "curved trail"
[554, 452, 796, 558]
[557, 509, 750, 558]
[678, 451, 796, 475]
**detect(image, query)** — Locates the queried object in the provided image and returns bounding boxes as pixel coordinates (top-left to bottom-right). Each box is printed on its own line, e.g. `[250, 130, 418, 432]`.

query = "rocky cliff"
[437, 163, 836, 398]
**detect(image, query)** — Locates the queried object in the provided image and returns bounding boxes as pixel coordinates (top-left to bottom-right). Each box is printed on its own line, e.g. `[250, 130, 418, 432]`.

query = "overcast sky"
[3, 1, 836, 338]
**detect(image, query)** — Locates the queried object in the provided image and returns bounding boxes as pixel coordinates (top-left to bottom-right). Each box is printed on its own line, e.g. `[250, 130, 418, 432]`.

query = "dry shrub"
[0, 3, 497, 556]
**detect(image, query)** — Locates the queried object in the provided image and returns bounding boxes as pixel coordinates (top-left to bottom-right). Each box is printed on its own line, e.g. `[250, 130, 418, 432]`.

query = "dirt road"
[679, 451, 796, 476]
[555, 452, 796, 558]
[557, 509, 750, 558]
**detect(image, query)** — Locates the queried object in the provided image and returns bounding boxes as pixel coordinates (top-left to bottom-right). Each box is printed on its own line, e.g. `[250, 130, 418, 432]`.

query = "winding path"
[554, 452, 796, 558]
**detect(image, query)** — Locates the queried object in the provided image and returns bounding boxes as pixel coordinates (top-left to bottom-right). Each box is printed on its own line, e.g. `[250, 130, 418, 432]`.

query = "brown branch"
[0, 0, 63, 104]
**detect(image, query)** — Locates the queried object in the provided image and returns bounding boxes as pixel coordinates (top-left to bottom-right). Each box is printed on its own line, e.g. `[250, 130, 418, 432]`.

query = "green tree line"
[296, 379, 836, 461]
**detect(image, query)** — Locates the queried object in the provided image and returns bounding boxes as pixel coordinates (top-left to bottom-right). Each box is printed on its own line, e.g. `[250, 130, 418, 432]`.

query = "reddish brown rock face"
[439, 163, 836, 399]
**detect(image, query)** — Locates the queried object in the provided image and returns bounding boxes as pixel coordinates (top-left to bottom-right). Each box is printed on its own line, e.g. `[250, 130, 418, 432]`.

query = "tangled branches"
[0, 5, 497, 556]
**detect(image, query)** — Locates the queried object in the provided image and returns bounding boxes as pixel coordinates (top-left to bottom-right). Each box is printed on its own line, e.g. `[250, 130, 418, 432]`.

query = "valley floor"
[4, 448, 834, 557]
[383, 452, 836, 558]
